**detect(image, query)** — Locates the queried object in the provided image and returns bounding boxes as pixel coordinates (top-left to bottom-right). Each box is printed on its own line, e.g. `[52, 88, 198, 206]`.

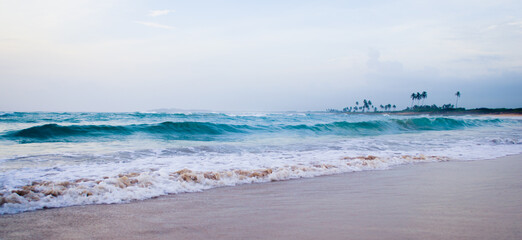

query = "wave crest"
[2, 118, 504, 143]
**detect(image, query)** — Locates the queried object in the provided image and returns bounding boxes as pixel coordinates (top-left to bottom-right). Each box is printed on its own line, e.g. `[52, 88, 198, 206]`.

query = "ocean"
[0, 111, 521, 214]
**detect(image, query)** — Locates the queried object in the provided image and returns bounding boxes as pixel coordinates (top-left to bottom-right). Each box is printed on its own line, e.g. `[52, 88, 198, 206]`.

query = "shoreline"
[339, 111, 522, 116]
[1, 154, 521, 239]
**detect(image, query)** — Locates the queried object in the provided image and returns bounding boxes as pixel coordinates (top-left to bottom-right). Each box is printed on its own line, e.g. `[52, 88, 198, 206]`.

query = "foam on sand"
[1, 154, 520, 240]
[0, 155, 448, 214]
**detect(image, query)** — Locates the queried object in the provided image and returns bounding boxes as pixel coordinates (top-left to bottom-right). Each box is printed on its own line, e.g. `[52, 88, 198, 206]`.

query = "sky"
[1, 0, 521, 112]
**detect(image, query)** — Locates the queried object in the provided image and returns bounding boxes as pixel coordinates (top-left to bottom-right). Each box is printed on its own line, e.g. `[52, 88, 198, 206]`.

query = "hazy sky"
[1, 0, 521, 112]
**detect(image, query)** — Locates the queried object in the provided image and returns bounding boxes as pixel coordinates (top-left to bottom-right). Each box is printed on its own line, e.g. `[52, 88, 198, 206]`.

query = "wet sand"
[1, 154, 521, 240]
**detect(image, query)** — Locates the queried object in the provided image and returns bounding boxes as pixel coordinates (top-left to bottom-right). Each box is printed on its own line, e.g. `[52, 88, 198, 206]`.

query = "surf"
[1, 117, 508, 143]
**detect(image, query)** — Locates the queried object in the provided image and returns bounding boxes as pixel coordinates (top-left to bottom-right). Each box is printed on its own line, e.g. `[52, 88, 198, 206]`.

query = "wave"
[1, 118, 506, 143]
[3, 122, 253, 142]
[283, 117, 500, 134]
[0, 112, 233, 123]
[0, 154, 449, 214]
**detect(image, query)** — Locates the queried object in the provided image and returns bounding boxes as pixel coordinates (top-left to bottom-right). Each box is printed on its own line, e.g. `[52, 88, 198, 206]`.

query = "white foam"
[1, 115, 521, 214]
[2, 126, 521, 214]
[0, 153, 448, 214]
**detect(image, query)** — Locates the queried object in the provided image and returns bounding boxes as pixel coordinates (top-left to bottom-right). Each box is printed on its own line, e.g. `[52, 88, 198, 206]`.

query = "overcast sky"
[1, 0, 521, 112]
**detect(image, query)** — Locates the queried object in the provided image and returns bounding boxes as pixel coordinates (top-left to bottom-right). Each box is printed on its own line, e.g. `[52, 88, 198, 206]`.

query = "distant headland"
[327, 91, 522, 115]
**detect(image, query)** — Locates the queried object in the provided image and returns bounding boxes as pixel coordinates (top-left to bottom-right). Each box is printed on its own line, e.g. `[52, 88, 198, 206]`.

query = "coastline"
[1, 154, 521, 239]
[342, 111, 522, 117]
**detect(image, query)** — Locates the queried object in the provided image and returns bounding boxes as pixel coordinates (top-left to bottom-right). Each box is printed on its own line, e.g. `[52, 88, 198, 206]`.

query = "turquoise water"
[0, 111, 521, 214]
[0, 112, 507, 143]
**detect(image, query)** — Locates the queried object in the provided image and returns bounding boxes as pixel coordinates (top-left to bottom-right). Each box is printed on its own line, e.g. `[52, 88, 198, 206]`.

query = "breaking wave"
[0, 154, 448, 214]
[2, 118, 505, 142]
[1, 111, 521, 214]
[3, 122, 254, 142]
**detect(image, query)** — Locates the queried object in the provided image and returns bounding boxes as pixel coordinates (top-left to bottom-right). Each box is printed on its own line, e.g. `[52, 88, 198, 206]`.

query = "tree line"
[407, 91, 462, 111]
[327, 91, 462, 113]
[335, 99, 396, 113]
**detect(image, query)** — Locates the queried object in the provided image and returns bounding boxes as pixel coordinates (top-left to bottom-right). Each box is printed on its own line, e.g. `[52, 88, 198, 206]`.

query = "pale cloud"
[135, 21, 174, 30]
[507, 21, 522, 27]
[485, 25, 497, 31]
[485, 21, 522, 31]
[148, 9, 173, 17]
[366, 50, 403, 74]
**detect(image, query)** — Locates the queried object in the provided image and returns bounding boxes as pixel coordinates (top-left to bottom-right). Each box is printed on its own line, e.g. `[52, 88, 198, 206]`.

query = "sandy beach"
[1, 154, 521, 240]
[3, 1, 522, 239]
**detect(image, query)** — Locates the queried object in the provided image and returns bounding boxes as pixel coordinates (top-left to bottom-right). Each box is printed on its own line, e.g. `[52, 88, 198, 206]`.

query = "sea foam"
[0, 112, 521, 214]
[1, 154, 449, 214]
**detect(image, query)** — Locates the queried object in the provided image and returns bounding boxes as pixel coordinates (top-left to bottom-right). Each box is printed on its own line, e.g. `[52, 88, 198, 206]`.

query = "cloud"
[366, 50, 403, 74]
[485, 25, 497, 31]
[507, 21, 522, 29]
[135, 21, 174, 30]
[148, 10, 173, 17]
[454, 54, 504, 63]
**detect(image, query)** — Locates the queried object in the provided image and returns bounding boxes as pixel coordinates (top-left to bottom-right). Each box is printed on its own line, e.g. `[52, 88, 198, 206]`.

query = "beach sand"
[1, 155, 521, 240]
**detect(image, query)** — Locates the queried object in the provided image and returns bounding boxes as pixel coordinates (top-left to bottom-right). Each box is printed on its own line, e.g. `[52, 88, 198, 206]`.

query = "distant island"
[327, 91, 522, 115]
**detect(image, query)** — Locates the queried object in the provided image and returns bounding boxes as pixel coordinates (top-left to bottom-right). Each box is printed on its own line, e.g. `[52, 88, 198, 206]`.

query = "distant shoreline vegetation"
[327, 91, 522, 115]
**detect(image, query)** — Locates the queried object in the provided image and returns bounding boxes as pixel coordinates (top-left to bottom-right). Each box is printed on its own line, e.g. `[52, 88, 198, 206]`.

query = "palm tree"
[421, 91, 427, 106]
[455, 91, 461, 108]
[392, 105, 396, 111]
[363, 99, 369, 112]
[415, 92, 421, 106]
[410, 93, 416, 108]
